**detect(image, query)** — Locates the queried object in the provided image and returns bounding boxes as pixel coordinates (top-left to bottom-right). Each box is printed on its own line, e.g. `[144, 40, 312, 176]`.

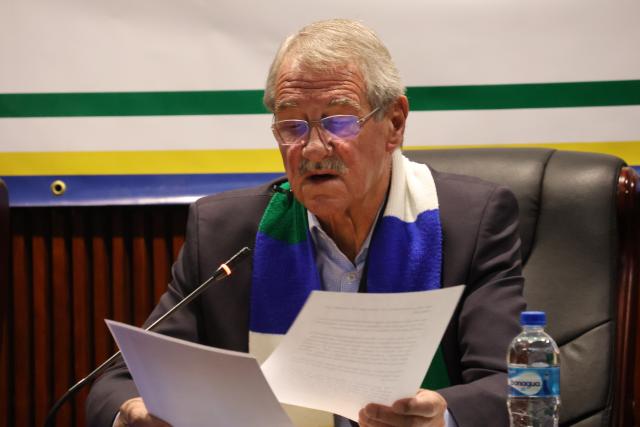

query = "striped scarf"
[249, 150, 445, 426]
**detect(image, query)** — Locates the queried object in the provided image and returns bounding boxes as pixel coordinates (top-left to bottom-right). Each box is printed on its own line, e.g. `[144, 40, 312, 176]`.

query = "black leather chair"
[405, 148, 639, 427]
[0, 179, 8, 352]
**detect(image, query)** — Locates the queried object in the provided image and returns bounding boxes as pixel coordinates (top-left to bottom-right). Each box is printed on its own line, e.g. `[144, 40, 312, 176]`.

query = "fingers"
[358, 389, 447, 427]
[392, 390, 446, 418]
[116, 397, 172, 427]
[359, 404, 421, 426]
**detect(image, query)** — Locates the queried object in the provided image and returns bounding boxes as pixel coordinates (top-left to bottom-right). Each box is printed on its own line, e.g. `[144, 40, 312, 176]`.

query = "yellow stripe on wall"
[405, 141, 640, 165]
[1, 141, 638, 176]
[0, 149, 285, 175]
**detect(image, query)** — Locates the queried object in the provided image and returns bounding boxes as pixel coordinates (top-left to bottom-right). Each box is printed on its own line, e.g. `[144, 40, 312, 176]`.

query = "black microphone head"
[228, 246, 251, 268]
[271, 184, 293, 196]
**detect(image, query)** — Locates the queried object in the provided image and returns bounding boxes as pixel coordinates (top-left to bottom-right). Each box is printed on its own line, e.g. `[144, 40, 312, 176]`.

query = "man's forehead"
[328, 98, 361, 108]
[274, 97, 361, 113]
[275, 59, 365, 90]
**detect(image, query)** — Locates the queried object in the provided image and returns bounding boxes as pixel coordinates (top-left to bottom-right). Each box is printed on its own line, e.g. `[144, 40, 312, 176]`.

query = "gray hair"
[263, 19, 405, 119]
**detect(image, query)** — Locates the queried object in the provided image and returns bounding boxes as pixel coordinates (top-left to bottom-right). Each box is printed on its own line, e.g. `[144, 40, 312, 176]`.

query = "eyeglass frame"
[271, 106, 381, 147]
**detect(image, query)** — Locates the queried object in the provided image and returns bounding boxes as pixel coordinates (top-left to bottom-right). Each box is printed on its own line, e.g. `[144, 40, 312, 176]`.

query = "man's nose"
[302, 125, 332, 161]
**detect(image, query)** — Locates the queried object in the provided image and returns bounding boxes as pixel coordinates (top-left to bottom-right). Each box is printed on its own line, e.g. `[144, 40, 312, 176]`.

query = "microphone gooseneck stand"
[43, 246, 252, 427]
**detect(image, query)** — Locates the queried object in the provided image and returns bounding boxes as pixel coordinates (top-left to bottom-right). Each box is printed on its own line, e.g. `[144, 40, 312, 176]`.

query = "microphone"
[44, 246, 252, 427]
[272, 183, 293, 195]
[272, 184, 293, 203]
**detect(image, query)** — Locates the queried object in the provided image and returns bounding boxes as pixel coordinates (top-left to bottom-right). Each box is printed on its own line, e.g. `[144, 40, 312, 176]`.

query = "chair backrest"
[404, 148, 639, 427]
[0, 179, 9, 351]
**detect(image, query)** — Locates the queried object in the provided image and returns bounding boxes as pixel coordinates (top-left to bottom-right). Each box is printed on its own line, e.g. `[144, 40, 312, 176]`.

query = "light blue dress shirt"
[307, 212, 457, 427]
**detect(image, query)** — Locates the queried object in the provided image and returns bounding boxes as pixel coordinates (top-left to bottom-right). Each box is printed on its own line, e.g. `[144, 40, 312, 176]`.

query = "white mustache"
[298, 158, 347, 175]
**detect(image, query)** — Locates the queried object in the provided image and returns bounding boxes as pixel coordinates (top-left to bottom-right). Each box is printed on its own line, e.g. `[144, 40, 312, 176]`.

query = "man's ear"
[386, 96, 409, 152]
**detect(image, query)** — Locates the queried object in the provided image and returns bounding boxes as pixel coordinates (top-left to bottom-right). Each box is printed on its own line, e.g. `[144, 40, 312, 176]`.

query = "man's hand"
[358, 389, 447, 427]
[114, 397, 172, 427]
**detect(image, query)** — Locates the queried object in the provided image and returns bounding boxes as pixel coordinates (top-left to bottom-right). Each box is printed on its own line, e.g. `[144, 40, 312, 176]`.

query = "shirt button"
[346, 272, 356, 282]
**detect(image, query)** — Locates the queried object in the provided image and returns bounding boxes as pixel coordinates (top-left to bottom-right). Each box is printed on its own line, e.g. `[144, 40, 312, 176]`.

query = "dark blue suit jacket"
[86, 169, 526, 427]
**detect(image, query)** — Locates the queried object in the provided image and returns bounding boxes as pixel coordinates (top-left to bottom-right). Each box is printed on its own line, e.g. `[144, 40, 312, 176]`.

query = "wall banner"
[1, 0, 639, 206]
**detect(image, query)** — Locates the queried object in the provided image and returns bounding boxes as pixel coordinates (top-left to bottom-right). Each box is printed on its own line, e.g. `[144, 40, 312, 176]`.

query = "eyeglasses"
[271, 107, 380, 146]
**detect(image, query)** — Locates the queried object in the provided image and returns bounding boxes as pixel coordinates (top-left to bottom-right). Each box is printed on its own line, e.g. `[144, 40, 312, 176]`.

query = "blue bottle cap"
[520, 311, 546, 326]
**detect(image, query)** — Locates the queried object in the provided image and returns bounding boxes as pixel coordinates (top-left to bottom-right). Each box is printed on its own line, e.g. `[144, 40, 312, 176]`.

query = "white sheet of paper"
[261, 286, 465, 421]
[106, 320, 294, 427]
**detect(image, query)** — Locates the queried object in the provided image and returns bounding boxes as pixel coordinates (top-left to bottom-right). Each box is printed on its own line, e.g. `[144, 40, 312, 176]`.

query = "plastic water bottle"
[507, 311, 560, 427]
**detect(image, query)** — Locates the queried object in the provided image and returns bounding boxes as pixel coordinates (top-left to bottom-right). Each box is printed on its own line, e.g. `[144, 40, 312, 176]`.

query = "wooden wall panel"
[51, 211, 72, 427]
[152, 213, 170, 304]
[2, 205, 188, 427]
[70, 209, 91, 427]
[32, 215, 52, 427]
[0, 180, 9, 427]
[91, 210, 113, 365]
[111, 208, 131, 326]
[12, 214, 33, 427]
[132, 210, 150, 327]
[0, 320, 10, 427]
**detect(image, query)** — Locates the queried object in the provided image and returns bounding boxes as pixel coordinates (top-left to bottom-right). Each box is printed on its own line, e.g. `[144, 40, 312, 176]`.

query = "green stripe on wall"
[408, 80, 640, 111]
[0, 90, 268, 117]
[1, 80, 639, 117]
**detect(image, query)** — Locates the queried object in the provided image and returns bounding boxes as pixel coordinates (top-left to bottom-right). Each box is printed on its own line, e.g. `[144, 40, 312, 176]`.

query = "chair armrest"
[613, 167, 640, 426]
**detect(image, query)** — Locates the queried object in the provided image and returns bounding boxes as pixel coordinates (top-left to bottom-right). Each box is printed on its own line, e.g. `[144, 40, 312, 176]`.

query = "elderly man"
[87, 19, 525, 427]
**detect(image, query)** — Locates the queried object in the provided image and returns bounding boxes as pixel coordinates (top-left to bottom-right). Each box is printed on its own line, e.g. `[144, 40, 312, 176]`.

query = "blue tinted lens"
[321, 116, 360, 139]
[275, 120, 309, 144]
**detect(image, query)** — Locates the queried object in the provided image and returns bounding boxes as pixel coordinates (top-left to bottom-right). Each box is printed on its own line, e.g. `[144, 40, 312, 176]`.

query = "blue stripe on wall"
[3, 168, 639, 207]
[1, 173, 282, 207]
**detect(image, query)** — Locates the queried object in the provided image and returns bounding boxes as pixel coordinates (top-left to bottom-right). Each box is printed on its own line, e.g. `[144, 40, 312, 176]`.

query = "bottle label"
[508, 367, 560, 397]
